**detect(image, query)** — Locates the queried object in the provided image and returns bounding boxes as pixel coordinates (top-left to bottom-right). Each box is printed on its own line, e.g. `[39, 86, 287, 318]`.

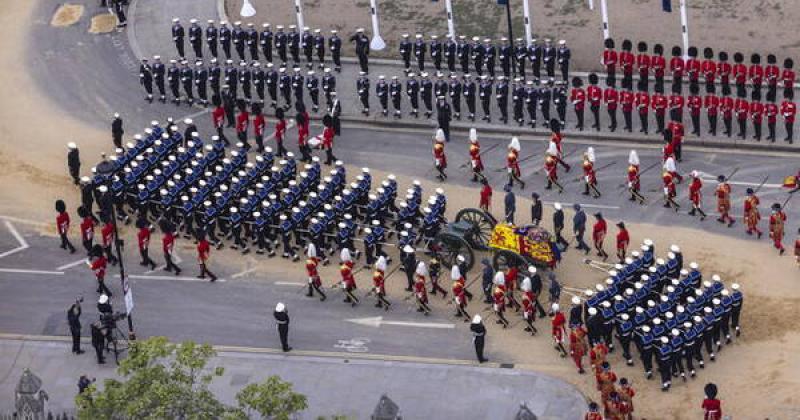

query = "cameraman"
[97, 294, 112, 315]
[67, 298, 84, 354]
[90, 321, 106, 364]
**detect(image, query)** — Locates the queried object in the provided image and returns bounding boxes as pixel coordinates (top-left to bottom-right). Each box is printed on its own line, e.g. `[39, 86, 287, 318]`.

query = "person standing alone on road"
[274, 302, 291, 352]
[470, 314, 488, 363]
[56, 200, 76, 254]
[67, 299, 84, 354]
[67, 142, 80, 185]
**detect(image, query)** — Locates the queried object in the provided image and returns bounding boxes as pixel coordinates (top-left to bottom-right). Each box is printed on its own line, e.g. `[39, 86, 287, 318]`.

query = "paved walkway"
[125, 0, 800, 154]
[0, 337, 586, 419]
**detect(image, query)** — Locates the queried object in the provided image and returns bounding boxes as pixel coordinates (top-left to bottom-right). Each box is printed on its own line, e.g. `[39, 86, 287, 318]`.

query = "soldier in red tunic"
[702, 383, 723, 420]
[765, 54, 780, 102]
[620, 40, 635, 91]
[468, 128, 484, 182]
[688, 84, 703, 135]
[750, 99, 764, 141]
[618, 378, 636, 419]
[252, 104, 266, 152]
[651, 91, 668, 133]
[733, 52, 747, 98]
[721, 95, 735, 137]
[372, 256, 391, 309]
[714, 175, 734, 227]
[551, 303, 568, 356]
[769, 203, 787, 255]
[55, 200, 76, 254]
[432, 128, 447, 181]
[663, 171, 679, 211]
[479, 180, 492, 212]
[782, 58, 796, 98]
[492, 272, 510, 328]
[569, 322, 589, 373]
[320, 114, 337, 165]
[520, 277, 537, 335]
[587, 73, 603, 130]
[160, 221, 182, 275]
[705, 91, 720, 136]
[584, 402, 603, 420]
[604, 81, 619, 132]
[616, 222, 629, 262]
[87, 245, 112, 296]
[235, 104, 249, 145]
[544, 145, 562, 193]
[735, 97, 750, 139]
[781, 90, 796, 143]
[718, 51, 732, 96]
[688, 171, 707, 220]
[212, 99, 229, 145]
[702, 47, 717, 94]
[749, 53, 764, 101]
[451, 265, 470, 320]
[506, 136, 524, 189]
[136, 217, 157, 270]
[570, 77, 586, 130]
[686, 46, 701, 93]
[651, 44, 666, 93]
[668, 92, 684, 124]
[744, 188, 762, 238]
[592, 212, 609, 261]
[602, 38, 617, 87]
[669, 46, 685, 95]
[100, 215, 119, 266]
[620, 88, 634, 132]
[414, 262, 431, 315]
[305, 243, 326, 300]
[339, 248, 359, 306]
[635, 41, 650, 92]
[626, 150, 644, 203]
[765, 100, 779, 142]
[582, 147, 600, 198]
[196, 230, 218, 282]
[634, 90, 649, 134]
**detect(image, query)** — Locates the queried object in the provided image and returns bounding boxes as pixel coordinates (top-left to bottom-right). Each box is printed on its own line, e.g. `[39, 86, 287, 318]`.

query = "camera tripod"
[104, 323, 130, 364]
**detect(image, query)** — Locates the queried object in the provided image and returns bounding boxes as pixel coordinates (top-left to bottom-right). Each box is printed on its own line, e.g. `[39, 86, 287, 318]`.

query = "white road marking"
[274, 281, 304, 286]
[333, 337, 371, 353]
[543, 201, 621, 210]
[231, 267, 257, 279]
[0, 221, 30, 259]
[118, 274, 227, 282]
[0, 268, 64, 275]
[56, 259, 88, 271]
[346, 316, 455, 329]
[0, 215, 48, 227]
[697, 171, 783, 188]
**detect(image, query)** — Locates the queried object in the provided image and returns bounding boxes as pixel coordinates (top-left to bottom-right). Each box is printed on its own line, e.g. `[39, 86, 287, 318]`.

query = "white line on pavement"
[56, 259, 88, 271]
[0, 268, 64, 275]
[231, 268, 257, 279]
[274, 281, 304, 286]
[0, 221, 30, 259]
[0, 215, 48, 227]
[542, 201, 621, 210]
[118, 274, 227, 283]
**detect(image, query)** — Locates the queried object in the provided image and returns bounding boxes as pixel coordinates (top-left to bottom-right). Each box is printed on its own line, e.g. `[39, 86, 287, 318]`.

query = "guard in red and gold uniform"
[372, 256, 391, 309]
[735, 97, 750, 139]
[744, 188, 762, 238]
[626, 150, 644, 203]
[468, 128, 484, 182]
[196, 231, 218, 281]
[702, 383, 723, 420]
[634, 90, 649, 134]
[506, 136, 524, 189]
[733, 52, 748, 98]
[592, 212, 609, 261]
[669, 46, 685, 94]
[701, 47, 717, 94]
[602, 38, 617, 87]
[479, 180, 492, 212]
[551, 303, 568, 356]
[544, 144, 562, 193]
[571, 77, 586, 130]
[620, 89, 634, 132]
[782, 58, 796, 98]
[686, 46, 701, 93]
[305, 243, 326, 300]
[667, 119, 685, 161]
[587, 73, 603, 130]
[705, 92, 720, 136]
[718, 51, 732, 96]
[781, 91, 796, 143]
[414, 262, 431, 315]
[765, 54, 780, 102]
[635, 41, 650, 92]
[651, 91, 668, 133]
[715, 175, 735, 227]
[136, 218, 157, 270]
[616, 222, 629, 262]
[584, 402, 603, 420]
[55, 200, 76, 254]
[520, 277, 538, 335]
[765, 101, 779, 142]
[620, 40, 635, 91]
[582, 148, 600, 198]
[590, 341, 609, 373]
[651, 44, 666, 93]
[100, 216, 119, 266]
[452, 265, 470, 319]
[619, 378, 636, 419]
[668, 92, 684, 124]
[688, 85, 703, 135]
[769, 203, 787, 255]
[688, 171, 707, 220]
[662, 171, 679, 211]
[596, 362, 618, 411]
[433, 128, 447, 181]
[549, 122, 570, 171]
[87, 245, 112, 296]
[604, 81, 619, 132]
[492, 272, 510, 328]
[749, 53, 764, 100]
[339, 248, 359, 306]
[569, 324, 589, 373]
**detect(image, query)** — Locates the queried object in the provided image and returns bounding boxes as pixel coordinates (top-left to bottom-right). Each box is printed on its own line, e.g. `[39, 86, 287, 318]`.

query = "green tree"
[75, 337, 308, 420]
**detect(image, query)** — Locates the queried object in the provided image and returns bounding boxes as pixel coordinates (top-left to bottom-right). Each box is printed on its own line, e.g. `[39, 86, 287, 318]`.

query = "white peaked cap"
[435, 128, 446, 142]
[712, 274, 721, 282]
[98, 294, 109, 304]
[690, 262, 699, 269]
[521, 277, 532, 292]
[67, 142, 77, 149]
[554, 202, 562, 210]
[732, 283, 740, 290]
[416, 261, 428, 276]
[628, 150, 639, 165]
[340, 248, 351, 262]
[451, 264, 462, 280]
[376, 256, 387, 271]
[546, 141, 559, 156]
[588, 307, 598, 315]
[551, 303, 560, 312]
[403, 245, 414, 253]
[306, 243, 317, 258]
[493, 271, 505, 285]
[670, 244, 680, 252]
[509, 136, 521, 152]
[275, 302, 285, 312]
[469, 128, 478, 141]
[572, 296, 581, 305]
[528, 266, 537, 274]
[664, 156, 677, 172]
[472, 314, 482, 324]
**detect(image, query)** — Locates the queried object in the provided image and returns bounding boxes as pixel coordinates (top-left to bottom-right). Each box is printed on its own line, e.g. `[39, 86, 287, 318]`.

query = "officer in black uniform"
[357, 72, 370, 115]
[525, 80, 538, 128]
[219, 21, 231, 60]
[329, 30, 342, 72]
[414, 33, 427, 72]
[430, 35, 442, 72]
[180, 60, 194, 106]
[239, 61, 252, 104]
[222, 85, 236, 127]
[204, 20, 217, 58]
[152, 56, 166, 103]
[515, 38, 527, 79]
[557, 40, 571, 81]
[194, 61, 208, 107]
[302, 27, 314, 68]
[434, 72, 448, 100]
[437, 96, 452, 142]
[444, 35, 457, 73]
[275, 25, 288, 66]
[496, 76, 509, 124]
[291, 67, 305, 109]
[313, 29, 325, 69]
[471, 315, 488, 363]
[232, 21, 246, 60]
[253, 62, 265, 104]
[351, 28, 370, 73]
[543, 39, 556, 78]
[167, 59, 181, 105]
[483, 38, 496, 78]
[260, 23, 273, 63]
[189, 19, 203, 58]
[512, 78, 525, 126]
[288, 25, 301, 64]
[139, 58, 154, 103]
[279, 68, 292, 109]
[376, 75, 389, 116]
[172, 18, 185, 58]
[322, 68, 336, 108]
[499, 38, 512, 78]
[479, 75, 492, 122]
[266, 63, 278, 108]
[449, 74, 462, 120]
[399, 33, 412, 73]
[306, 70, 320, 112]
[273, 302, 291, 352]
[463, 73, 476, 121]
[458, 35, 471, 74]
[471, 36, 484, 76]
[538, 78, 552, 128]
[246, 23, 259, 60]
[223, 59, 238, 99]
[406, 73, 420, 117]
[554, 80, 568, 125]
[390, 76, 402, 118]
[421, 72, 434, 118]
